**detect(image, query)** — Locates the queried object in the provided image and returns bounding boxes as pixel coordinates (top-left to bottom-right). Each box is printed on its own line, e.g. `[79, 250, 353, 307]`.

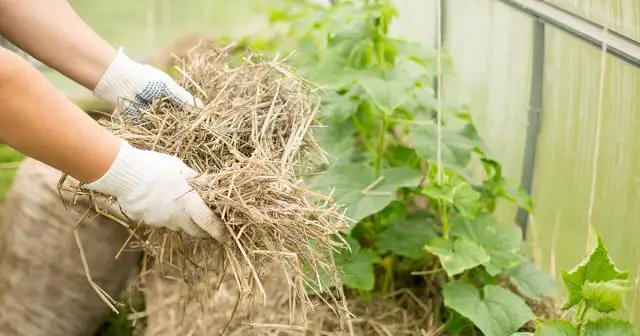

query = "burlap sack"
[0, 158, 142, 336]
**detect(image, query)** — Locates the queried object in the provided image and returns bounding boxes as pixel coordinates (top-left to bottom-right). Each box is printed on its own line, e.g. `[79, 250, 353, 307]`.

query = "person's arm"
[0, 0, 115, 90]
[0, 47, 118, 183]
[0, 48, 224, 240]
[0, 0, 202, 112]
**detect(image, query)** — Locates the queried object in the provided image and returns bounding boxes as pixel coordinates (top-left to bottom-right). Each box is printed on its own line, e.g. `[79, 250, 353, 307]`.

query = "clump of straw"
[142, 269, 445, 336]
[60, 42, 349, 328]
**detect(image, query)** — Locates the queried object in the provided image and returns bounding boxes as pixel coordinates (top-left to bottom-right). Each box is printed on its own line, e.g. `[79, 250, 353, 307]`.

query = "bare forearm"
[0, 0, 116, 90]
[0, 48, 119, 183]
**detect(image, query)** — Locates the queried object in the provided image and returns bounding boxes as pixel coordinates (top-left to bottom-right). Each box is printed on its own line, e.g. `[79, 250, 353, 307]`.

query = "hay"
[142, 268, 445, 336]
[59, 42, 349, 329]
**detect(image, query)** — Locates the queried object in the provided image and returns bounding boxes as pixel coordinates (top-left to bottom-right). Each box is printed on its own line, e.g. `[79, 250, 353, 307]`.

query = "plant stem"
[382, 255, 394, 293]
[440, 202, 450, 240]
[375, 117, 386, 174]
[576, 302, 590, 331]
[376, 40, 385, 66]
[351, 115, 377, 159]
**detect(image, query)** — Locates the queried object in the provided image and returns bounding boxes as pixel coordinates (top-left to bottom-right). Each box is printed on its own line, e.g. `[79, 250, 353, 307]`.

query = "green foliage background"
[0, 145, 23, 199]
[229, 1, 560, 334]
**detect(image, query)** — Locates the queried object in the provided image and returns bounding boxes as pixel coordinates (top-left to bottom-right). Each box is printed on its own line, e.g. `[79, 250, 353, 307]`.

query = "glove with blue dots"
[92, 48, 203, 123]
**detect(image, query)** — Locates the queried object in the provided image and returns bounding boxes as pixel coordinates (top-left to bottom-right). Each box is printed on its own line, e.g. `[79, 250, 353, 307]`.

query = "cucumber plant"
[229, 0, 573, 334]
[513, 228, 636, 336]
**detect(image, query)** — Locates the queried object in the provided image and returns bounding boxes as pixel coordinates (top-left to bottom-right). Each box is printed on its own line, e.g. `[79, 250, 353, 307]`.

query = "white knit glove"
[84, 139, 225, 240]
[93, 48, 202, 123]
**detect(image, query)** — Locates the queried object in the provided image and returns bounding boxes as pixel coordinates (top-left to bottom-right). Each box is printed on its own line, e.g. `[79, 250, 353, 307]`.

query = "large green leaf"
[313, 119, 357, 164]
[452, 182, 482, 218]
[583, 317, 636, 336]
[560, 232, 629, 310]
[533, 320, 579, 336]
[383, 143, 422, 170]
[443, 282, 534, 336]
[422, 183, 455, 203]
[302, 259, 334, 294]
[338, 248, 381, 291]
[301, 237, 341, 294]
[582, 279, 631, 313]
[319, 92, 360, 122]
[358, 76, 412, 115]
[311, 164, 422, 225]
[376, 216, 437, 260]
[506, 260, 558, 301]
[425, 237, 490, 276]
[409, 123, 482, 170]
[445, 309, 475, 334]
[391, 38, 455, 74]
[329, 22, 373, 67]
[450, 213, 524, 275]
[422, 180, 481, 218]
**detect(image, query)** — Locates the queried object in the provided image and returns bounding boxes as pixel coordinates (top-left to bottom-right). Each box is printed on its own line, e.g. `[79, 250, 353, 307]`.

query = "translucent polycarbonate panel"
[48, 0, 263, 99]
[389, 0, 437, 45]
[531, 25, 640, 323]
[546, 0, 640, 42]
[443, 0, 534, 223]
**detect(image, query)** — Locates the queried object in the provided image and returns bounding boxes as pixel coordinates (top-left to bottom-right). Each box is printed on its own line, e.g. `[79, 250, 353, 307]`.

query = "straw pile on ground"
[141, 268, 445, 336]
[59, 42, 349, 329]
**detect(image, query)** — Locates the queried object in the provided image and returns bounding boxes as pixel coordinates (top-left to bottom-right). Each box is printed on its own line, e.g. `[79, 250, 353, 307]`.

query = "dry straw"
[142, 271, 446, 336]
[59, 42, 350, 330]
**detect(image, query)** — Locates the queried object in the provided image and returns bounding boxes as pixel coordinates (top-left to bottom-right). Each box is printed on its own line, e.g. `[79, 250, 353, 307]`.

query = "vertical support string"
[586, 24, 608, 253]
[436, 0, 443, 185]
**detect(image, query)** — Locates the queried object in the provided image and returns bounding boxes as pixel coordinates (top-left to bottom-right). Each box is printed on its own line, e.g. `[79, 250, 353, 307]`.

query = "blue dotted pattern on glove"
[122, 80, 186, 124]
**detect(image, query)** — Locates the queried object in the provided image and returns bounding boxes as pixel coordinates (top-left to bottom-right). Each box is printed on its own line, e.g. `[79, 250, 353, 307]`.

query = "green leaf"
[582, 279, 631, 313]
[376, 216, 437, 260]
[338, 248, 381, 291]
[583, 317, 636, 336]
[483, 177, 534, 214]
[302, 261, 334, 294]
[311, 164, 422, 225]
[423, 180, 481, 218]
[422, 183, 455, 203]
[450, 213, 524, 275]
[533, 320, 579, 336]
[452, 182, 482, 218]
[319, 92, 360, 122]
[383, 144, 421, 169]
[409, 123, 482, 169]
[305, 53, 352, 87]
[358, 75, 412, 115]
[392, 38, 455, 73]
[328, 15, 371, 49]
[425, 237, 490, 276]
[337, 234, 361, 258]
[313, 119, 357, 164]
[302, 237, 340, 294]
[506, 260, 558, 301]
[445, 309, 475, 334]
[560, 232, 629, 310]
[501, 180, 534, 213]
[443, 282, 534, 336]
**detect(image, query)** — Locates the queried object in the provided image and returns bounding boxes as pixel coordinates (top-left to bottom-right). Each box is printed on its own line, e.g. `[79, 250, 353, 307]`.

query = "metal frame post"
[516, 16, 546, 238]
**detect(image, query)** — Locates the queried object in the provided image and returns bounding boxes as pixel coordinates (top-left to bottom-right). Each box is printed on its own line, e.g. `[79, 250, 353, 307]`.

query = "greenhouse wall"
[390, 0, 640, 324]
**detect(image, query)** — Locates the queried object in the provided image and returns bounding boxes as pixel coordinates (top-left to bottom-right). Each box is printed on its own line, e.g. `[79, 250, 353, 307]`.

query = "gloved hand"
[92, 48, 202, 122]
[84, 139, 225, 240]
